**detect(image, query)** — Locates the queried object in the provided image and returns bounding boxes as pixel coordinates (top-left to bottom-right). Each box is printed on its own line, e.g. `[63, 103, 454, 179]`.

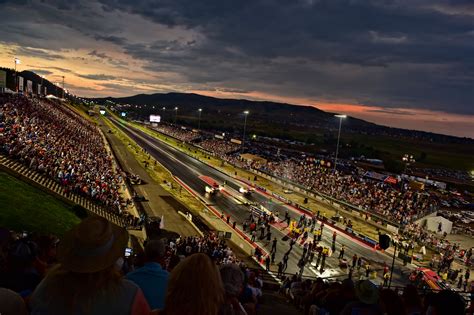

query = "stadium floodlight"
[334, 114, 347, 172]
[174, 107, 178, 124]
[14, 58, 21, 92]
[198, 108, 203, 130]
[242, 110, 250, 149]
[402, 153, 416, 173]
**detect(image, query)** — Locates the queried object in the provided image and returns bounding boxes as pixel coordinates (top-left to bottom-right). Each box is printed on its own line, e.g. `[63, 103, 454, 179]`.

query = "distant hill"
[92, 92, 473, 145]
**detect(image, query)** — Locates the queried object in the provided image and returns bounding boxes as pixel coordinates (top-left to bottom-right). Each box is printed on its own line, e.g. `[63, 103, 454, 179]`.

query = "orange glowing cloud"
[191, 88, 474, 139]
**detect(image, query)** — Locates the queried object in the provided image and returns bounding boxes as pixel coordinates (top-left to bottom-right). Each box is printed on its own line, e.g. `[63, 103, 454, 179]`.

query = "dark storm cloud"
[2, 0, 473, 116]
[29, 69, 53, 76]
[15, 47, 65, 60]
[93, 0, 474, 115]
[93, 34, 127, 45]
[76, 73, 118, 81]
[87, 50, 129, 68]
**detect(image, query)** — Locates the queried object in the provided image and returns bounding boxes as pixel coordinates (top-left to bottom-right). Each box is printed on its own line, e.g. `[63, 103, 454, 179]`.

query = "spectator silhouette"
[219, 264, 248, 315]
[152, 253, 224, 315]
[0, 288, 28, 315]
[126, 239, 169, 310]
[30, 217, 150, 315]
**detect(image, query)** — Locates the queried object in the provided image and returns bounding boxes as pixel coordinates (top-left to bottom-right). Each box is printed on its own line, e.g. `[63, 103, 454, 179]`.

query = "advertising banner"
[149, 115, 161, 123]
[18, 76, 24, 91]
[230, 138, 242, 145]
[27, 80, 33, 93]
[214, 134, 224, 139]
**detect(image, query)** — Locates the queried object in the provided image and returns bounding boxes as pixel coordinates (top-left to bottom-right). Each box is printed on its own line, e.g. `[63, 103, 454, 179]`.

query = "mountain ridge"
[91, 92, 473, 144]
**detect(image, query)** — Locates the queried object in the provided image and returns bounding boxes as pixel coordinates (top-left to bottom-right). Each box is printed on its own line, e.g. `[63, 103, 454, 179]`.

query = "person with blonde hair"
[30, 217, 150, 315]
[152, 253, 224, 315]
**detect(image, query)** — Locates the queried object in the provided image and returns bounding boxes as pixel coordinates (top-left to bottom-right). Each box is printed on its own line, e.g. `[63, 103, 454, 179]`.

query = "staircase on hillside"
[0, 155, 126, 227]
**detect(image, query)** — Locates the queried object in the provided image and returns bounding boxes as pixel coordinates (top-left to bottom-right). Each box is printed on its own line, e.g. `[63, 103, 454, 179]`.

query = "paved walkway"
[98, 120, 199, 237]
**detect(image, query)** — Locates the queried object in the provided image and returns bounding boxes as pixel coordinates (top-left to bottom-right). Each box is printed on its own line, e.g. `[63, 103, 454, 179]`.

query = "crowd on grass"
[1, 218, 472, 315]
[0, 95, 131, 216]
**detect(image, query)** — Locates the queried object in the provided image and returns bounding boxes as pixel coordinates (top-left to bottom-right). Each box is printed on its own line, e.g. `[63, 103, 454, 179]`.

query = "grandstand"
[1, 94, 472, 315]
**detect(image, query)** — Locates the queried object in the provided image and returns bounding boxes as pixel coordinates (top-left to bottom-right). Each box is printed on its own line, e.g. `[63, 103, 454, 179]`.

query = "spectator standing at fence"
[265, 256, 271, 271]
[126, 240, 169, 310]
[282, 253, 289, 272]
[277, 261, 283, 277]
[365, 263, 371, 278]
[30, 217, 150, 315]
[271, 237, 277, 253]
[339, 245, 345, 259]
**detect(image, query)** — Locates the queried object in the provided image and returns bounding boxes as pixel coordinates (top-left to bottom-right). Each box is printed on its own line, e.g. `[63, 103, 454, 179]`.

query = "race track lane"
[107, 117, 411, 283]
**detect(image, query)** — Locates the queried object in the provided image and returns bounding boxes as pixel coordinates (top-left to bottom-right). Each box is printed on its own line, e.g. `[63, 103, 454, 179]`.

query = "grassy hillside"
[344, 135, 474, 171]
[0, 172, 80, 236]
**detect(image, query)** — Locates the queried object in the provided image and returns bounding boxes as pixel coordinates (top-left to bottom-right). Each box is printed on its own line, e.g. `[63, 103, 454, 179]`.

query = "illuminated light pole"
[62, 76, 65, 99]
[174, 107, 178, 124]
[334, 114, 347, 172]
[402, 154, 415, 174]
[198, 108, 202, 130]
[242, 110, 249, 149]
[14, 57, 21, 92]
[162, 107, 166, 122]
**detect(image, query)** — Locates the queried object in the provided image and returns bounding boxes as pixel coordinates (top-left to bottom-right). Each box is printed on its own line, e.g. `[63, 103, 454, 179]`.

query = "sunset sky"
[1, 0, 473, 138]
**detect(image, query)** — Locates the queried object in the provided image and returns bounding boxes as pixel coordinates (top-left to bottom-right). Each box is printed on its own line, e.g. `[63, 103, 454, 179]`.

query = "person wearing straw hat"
[30, 217, 151, 315]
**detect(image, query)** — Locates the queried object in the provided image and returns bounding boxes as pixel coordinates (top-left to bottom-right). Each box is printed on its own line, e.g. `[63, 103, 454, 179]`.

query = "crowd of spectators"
[280, 275, 471, 315]
[259, 159, 437, 225]
[0, 218, 265, 315]
[152, 124, 200, 143]
[199, 138, 241, 157]
[150, 119, 450, 226]
[151, 119, 471, 226]
[402, 223, 473, 268]
[0, 95, 128, 216]
[1, 216, 473, 315]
